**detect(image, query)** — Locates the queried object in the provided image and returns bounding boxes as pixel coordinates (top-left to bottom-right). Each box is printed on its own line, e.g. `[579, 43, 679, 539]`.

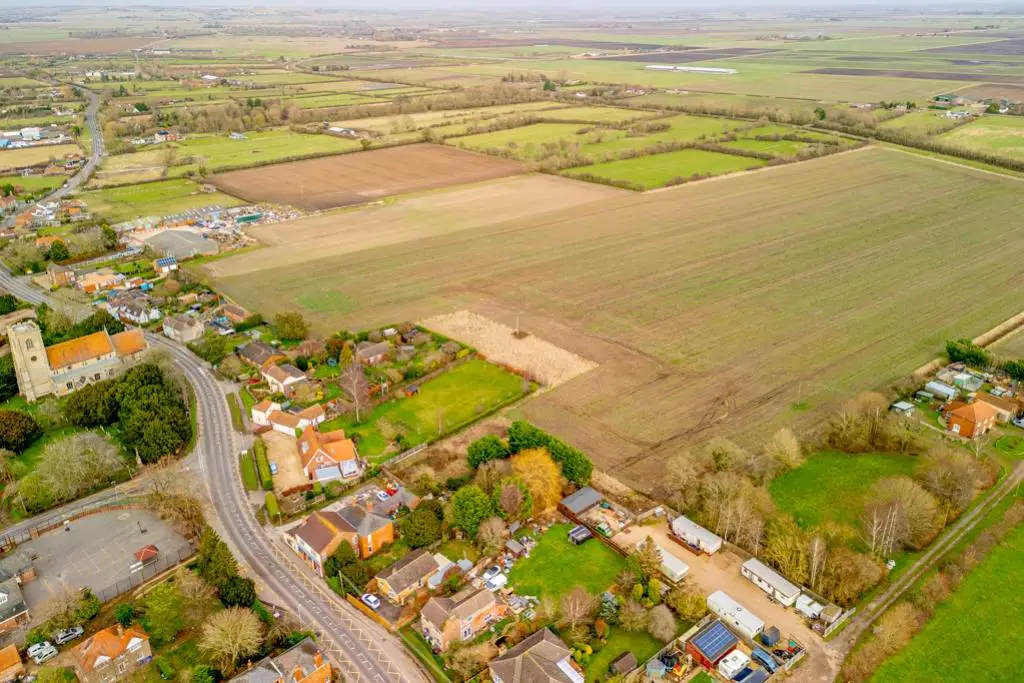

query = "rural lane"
[148, 337, 428, 683]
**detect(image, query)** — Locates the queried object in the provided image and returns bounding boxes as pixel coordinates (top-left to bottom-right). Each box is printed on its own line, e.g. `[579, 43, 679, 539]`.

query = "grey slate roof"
[489, 628, 574, 683]
[559, 486, 602, 515]
[375, 549, 438, 595]
[0, 578, 28, 625]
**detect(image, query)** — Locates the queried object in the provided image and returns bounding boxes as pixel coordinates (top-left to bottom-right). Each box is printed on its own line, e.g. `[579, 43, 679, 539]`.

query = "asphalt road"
[149, 337, 427, 683]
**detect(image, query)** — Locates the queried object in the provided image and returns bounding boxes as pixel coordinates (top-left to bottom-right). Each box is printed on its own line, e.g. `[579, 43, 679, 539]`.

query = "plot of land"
[506, 523, 626, 599]
[334, 102, 568, 134]
[319, 359, 528, 461]
[211, 150, 1024, 491]
[565, 148, 769, 189]
[210, 175, 622, 279]
[804, 67, 1024, 84]
[534, 105, 663, 123]
[0, 143, 80, 173]
[991, 327, 1024, 358]
[78, 178, 245, 223]
[938, 115, 1024, 160]
[210, 144, 524, 210]
[869, 519, 1024, 683]
[769, 451, 918, 531]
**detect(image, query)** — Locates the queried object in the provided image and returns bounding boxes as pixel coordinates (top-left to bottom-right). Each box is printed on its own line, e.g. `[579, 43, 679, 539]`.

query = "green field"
[0, 174, 65, 195]
[292, 92, 389, 109]
[721, 138, 810, 156]
[939, 115, 1024, 160]
[78, 178, 245, 223]
[507, 523, 626, 599]
[870, 520, 1024, 683]
[319, 359, 528, 461]
[535, 105, 662, 124]
[168, 129, 364, 172]
[451, 123, 590, 158]
[878, 111, 963, 136]
[565, 148, 768, 189]
[769, 451, 919, 531]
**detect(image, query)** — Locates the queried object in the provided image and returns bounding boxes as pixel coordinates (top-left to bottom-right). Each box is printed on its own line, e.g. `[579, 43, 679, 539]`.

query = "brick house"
[285, 506, 393, 574]
[420, 587, 507, 652]
[262, 363, 308, 396]
[297, 425, 363, 481]
[489, 628, 579, 683]
[71, 626, 152, 683]
[0, 644, 24, 683]
[375, 549, 440, 605]
[947, 401, 1000, 439]
[973, 391, 1021, 423]
[229, 638, 330, 683]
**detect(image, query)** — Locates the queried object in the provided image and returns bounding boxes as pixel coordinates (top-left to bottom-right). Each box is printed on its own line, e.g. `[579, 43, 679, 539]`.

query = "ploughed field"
[209, 149, 1024, 491]
[208, 143, 524, 210]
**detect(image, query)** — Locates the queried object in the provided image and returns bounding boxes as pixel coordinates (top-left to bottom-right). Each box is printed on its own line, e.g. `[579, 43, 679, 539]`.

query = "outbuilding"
[889, 401, 915, 417]
[925, 380, 957, 402]
[741, 558, 801, 607]
[718, 650, 750, 680]
[707, 591, 765, 641]
[795, 594, 823, 620]
[685, 620, 737, 669]
[670, 515, 723, 554]
[652, 541, 688, 583]
[558, 486, 603, 519]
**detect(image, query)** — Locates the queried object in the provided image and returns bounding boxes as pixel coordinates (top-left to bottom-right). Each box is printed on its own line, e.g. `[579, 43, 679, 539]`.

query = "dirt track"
[209, 143, 525, 210]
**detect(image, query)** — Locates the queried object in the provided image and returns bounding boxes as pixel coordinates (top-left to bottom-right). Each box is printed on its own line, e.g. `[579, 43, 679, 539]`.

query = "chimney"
[292, 668, 302, 682]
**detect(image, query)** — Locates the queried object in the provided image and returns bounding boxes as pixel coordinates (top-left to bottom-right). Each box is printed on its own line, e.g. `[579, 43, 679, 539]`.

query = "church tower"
[8, 321, 55, 402]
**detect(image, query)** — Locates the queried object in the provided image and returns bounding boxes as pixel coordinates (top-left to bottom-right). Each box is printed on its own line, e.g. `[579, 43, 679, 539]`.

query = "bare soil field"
[211, 149, 1024, 493]
[208, 175, 623, 279]
[0, 37, 157, 54]
[956, 83, 1024, 101]
[208, 144, 524, 210]
[804, 67, 1024, 84]
[924, 38, 1024, 55]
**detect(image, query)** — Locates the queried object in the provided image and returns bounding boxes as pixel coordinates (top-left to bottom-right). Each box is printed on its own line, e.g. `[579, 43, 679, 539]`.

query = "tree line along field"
[208, 149, 1024, 492]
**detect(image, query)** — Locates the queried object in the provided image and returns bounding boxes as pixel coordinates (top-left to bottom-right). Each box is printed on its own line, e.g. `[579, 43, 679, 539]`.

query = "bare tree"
[36, 585, 81, 631]
[199, 607, 264, 673]
[448, 643, 496, 679]
[498, 480, 524, 519]
[808, 534, 828, 591]
[870, 477, 941, 550]
[765, 427, 804, 470]
[476, 517, 508, 554]
[340, 361, 368, 422]
[175, 568, 217, 624]
[36, 432, 124, 503]
[619, 600, 648, 632]
[647, 604, 677, 642]
[559, 587, 597, 632]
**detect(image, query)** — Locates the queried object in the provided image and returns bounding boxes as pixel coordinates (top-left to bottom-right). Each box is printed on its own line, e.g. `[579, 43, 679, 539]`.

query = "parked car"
[375, 490, 390, 501]
[482, 565, 502, 581]
[361, 594, 381, 610]
[28, 642, 57, 664]
[1012, 416, 1024, 429]
[53, 625, 84, 645]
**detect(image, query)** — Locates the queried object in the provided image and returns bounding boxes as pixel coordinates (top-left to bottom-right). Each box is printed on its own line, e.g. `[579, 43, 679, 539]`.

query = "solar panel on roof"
[691, 620, 738, 662]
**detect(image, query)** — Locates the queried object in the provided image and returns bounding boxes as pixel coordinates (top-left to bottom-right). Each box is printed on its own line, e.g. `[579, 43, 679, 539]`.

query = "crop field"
[209, 143, 524, 210]
[877, 111, 964, 136]
[291, 92, 389, 109]
[78, 178, 245, 223]
[769, 451, 918, 531]
[938, 115, 1024, 160]
[209, 149, 1024, 492]
[564, 148, 768, 189]
[533, 105, 663, 123]
[210, 175, 623, 279]
[0, 174, 65, 194]
[991, 328, 1024, 359]
[333, 101, 568, 134]
[869, 520, 1024, 683]
[0, 144, 80, 173]
[451, 123, 592, 158]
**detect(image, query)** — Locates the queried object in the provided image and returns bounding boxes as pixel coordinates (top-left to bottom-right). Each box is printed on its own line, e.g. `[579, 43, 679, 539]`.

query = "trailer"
[653, 541, 689, 583]
[741, 558, 801, 607]
[707, 591, 764, 641]
[671, 515, 723, 554]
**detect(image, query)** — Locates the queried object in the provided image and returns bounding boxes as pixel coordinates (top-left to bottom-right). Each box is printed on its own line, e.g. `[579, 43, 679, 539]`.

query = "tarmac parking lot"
[18, 509, 192, 610]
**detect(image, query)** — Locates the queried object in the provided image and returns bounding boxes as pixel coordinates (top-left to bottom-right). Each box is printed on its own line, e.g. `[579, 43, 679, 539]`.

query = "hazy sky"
[0, 0, 1018, 9]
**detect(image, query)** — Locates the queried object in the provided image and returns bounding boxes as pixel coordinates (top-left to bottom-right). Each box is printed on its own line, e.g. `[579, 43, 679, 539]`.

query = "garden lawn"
[507, 523, 626, 600]
[437, 539, 480, 564]
[564, 148, 768, 189]
[870, 521, 1024, 683]
[78, 178, 244, 223]
[320, 359, 527, 461]
[769, 451, 918, 531]
[584, 626, 663, 683]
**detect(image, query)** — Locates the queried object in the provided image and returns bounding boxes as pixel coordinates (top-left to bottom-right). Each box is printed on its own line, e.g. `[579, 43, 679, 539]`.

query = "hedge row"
[253, 438, 273, 491]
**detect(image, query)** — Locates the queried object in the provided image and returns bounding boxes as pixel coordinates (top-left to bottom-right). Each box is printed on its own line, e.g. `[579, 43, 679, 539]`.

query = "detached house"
[297, 425, 363, 481]
[420, 587, 507, 652]
[0, 579, 29, 635]
[162, 315, 204, 343]
[71, 626, 152, 683]
[106, 291, 161, 325]
[239, 341, 284, 368]
[973, 391, 1021, 423]
[285, 505, 393, 574]
[252, 401, 325, 435]
[356, 341, 390, 365]
[263, 363, 308, 395]
[375, 549, 441, 605]
[46, 262, 75, 288]
[489, 628, 581, 683]
[947, 401, 999, 439]
[228, 638, 330, 683]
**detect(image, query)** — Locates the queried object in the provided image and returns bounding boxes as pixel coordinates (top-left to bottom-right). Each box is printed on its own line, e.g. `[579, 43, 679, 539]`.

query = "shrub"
[253, 439, 272, 490]
[219, 576, 257, 608]
[0, 410, 42, 453]
[945, 338, 990, 367]
[155, 657, 175, 680]
[467, 435, 509, 468]
[265, 492, 279, 520]
[115, 603, 135, 628]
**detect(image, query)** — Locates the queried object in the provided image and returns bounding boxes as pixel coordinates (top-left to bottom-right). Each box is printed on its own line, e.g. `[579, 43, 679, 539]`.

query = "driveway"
[264, 431, 308, 493]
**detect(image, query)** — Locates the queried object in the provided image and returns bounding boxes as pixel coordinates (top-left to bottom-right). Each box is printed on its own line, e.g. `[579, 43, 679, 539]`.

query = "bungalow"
[264, 404, 325, 435]
[356, 341, 390, 365]
[263, 363, 308, 395]
[489, 628, 580, 683]
[297, 425, 363, 481]
[162, 314, 204, 343]
[35, 235, 64, 250]
[285, 506, 393, 573]
[375, 549, 440, 605]
[153, 256, 178, 274]
[71, 626, 152, 683]
[76, 269, 124, 294]
[973, 391, 1021, 423]
[947, 401, 999, 439]
[228, 638, 330, 683]
[239, 341, 284, 368]
[221, 302, 249, 324]
[46, 262, 75, 288]
[420, 587, 507, 652]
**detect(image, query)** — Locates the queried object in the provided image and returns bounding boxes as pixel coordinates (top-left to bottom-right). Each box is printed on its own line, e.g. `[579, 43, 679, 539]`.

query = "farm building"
[685, 620, 737, 670]
[924, 380, 957, 401]
[644, 65, 738, 74]
[558, 487, 603, 520]
[707, 591, 764, 641]
[947, 401, 999, 439]
[741, 558, 801, 606]
[671, 515, 723, 554]
[141, 229, 218, 260]
[651, 540, 688, 583]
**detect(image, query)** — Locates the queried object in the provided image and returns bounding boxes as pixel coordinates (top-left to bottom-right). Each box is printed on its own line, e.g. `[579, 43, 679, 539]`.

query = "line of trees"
[946, 337, 1024, 381]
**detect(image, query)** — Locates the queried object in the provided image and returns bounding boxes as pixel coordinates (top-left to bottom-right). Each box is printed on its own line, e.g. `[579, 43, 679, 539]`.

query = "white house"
[707, 591, 764, 641]
[251, 400, 281, 427]
[671, 515, 723, 554]
[267, 405, 326, 435]
[740, 558, 801, 607]
[262, 363, 307, 394]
